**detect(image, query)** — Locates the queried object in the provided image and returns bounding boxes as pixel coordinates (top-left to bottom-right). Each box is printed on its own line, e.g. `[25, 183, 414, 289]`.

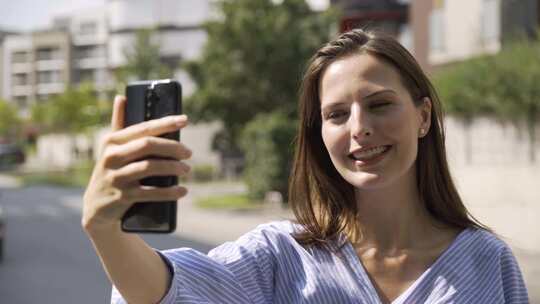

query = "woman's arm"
[86, 226, 170, 304]
[82, 95, 191, 304]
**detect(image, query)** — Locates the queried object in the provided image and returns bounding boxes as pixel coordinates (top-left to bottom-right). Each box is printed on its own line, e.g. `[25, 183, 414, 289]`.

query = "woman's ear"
[418, 97, 432, 137]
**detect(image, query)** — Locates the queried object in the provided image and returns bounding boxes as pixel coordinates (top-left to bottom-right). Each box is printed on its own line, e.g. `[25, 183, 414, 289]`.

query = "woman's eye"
[326, 111, 348, 120]
[369, 102, 390, 110]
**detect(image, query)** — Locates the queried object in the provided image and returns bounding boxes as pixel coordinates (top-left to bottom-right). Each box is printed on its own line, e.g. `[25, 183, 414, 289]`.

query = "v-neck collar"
[341, 227, 473, 304]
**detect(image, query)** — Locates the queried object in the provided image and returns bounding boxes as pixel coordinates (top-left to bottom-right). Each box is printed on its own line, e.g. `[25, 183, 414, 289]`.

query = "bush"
[240, 111, 296, 201]
[191, 164, 216, 182]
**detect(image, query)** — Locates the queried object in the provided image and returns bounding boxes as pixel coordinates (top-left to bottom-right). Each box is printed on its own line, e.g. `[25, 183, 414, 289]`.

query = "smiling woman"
[83, 29, 529, 304]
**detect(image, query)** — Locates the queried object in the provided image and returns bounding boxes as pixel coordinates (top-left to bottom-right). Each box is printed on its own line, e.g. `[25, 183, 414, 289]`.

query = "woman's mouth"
[348, 145, 392, 166]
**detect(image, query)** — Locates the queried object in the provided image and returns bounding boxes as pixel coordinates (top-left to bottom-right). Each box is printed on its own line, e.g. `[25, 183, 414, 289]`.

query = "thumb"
[111, 95, 126, 131]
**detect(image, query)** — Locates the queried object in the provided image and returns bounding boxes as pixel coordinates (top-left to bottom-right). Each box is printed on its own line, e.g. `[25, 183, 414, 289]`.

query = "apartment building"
[1, 0, 212, 112]
[107, 0, 213, 97]
[53, 6, 110, 99]
[2, 31, 71, 116]
[410, 0, 539, 71]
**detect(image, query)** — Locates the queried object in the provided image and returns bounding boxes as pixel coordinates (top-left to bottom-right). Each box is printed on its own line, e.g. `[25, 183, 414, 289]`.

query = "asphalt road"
[0, 185, 214, 304]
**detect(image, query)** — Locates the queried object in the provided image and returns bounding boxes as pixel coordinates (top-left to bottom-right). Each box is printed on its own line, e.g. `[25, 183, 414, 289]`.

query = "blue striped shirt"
[111, 220, 529, 303]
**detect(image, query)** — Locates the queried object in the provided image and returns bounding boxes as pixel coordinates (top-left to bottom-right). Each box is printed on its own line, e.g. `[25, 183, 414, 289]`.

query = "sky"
[1, 0, 329, 32]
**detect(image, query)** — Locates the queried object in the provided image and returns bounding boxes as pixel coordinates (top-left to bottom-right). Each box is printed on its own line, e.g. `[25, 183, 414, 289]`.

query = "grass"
[195, 193, 262, 210]
[16, 161, 94, 188]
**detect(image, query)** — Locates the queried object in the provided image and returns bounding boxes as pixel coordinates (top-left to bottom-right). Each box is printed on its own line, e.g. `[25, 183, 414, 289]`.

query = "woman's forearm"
[86, 225, 170, 304]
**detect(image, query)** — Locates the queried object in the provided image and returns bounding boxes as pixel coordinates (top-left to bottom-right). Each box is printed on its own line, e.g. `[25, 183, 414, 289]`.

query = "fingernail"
[174, 115, 187, 126]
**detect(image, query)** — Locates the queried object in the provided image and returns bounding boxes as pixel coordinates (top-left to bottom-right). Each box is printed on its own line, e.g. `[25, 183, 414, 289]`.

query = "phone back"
[122, 80, 182, 233]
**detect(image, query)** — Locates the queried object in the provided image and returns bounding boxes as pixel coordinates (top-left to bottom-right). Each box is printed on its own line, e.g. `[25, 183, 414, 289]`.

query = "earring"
[419, 128, 425, 136]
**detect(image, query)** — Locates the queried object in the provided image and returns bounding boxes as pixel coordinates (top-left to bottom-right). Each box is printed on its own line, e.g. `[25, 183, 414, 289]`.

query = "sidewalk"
[173, 182, 294, 245]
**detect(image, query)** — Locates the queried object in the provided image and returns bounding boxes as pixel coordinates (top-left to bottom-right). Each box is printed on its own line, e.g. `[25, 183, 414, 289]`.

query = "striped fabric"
[111, 221, 529, 303]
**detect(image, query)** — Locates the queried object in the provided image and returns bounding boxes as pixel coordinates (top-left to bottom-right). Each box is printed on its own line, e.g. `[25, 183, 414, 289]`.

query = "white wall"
[429, 0, 501, 65]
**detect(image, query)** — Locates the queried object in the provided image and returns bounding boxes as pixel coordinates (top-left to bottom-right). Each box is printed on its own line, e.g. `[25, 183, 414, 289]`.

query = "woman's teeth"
[350, 146, 390, 160]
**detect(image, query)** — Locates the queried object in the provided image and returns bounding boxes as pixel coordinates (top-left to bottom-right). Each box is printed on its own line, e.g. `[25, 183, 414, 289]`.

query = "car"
[0, 143, 25, 170]
[0, 205, 4, 262]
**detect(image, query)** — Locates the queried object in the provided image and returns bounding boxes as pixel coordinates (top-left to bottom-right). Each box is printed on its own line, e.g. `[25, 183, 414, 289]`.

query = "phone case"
[121, 79, 182, 233]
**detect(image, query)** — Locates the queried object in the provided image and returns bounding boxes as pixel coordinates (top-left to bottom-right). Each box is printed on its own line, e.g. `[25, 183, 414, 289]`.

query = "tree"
[116, 28, 173, 85]
[184, 0, 336, 153]
[0, 99, 21, 141]
[31, 83, 110, 134]
[184, 0, 336, 199]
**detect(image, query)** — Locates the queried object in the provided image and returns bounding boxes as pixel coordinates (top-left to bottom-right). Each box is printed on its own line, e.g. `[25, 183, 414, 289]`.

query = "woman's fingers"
[111, 95, 126, 131]
[108, 114, 188, 145]
[125, 185, 188, 203]
[109, 160, 191, 187]
[104, 137, 192, 168]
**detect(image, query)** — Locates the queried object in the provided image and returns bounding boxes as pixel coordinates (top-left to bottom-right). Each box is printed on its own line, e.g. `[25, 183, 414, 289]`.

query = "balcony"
[75, 57, 107, 69]
[37, 83, 65, 95]
[11, 63, 32, 73]
[12, 85, 32, 97]
[36, 60, 65, 71]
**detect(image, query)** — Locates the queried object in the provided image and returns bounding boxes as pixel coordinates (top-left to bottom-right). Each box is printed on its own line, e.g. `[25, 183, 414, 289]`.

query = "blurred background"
[0, 0, 538, 302]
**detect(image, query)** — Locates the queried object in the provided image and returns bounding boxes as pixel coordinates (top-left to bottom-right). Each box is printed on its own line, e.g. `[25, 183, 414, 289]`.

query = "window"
[38, 71, 62, 84]
[76, 45, 105, 59]
[13, 73, 28, 86]
[12, 51, 28, 63]
[481, 0, 499, 43]
[429, 0, 445, 52]
[37, 47, 61, 61]
[74, 69, 95, 84]
[79, 22, 97, 35]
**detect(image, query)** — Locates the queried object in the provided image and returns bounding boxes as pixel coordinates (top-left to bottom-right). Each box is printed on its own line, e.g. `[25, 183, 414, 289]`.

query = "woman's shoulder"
[236, 220, 305, 246]
[462, 227, 514, 257]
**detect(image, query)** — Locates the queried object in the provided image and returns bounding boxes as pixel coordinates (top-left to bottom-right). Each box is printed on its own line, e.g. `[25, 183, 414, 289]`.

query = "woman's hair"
[289, 28, 489, 249]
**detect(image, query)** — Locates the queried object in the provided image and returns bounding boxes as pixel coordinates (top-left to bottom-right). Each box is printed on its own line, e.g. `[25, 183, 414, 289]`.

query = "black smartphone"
[121, 79, 182, 233]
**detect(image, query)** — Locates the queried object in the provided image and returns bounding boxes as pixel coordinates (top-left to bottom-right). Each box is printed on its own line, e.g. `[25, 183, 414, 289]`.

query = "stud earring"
[420, 128, 425, 136]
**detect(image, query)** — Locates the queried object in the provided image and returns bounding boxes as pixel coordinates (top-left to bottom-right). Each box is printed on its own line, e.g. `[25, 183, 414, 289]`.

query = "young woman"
[83, 29, 529, 304]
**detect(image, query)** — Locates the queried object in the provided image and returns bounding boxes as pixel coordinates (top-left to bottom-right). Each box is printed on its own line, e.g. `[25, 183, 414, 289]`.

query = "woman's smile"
[348, 145, 392, 167]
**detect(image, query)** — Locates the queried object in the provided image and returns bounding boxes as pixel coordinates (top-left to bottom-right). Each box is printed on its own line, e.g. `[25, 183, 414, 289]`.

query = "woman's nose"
[350, 104, 373, 140]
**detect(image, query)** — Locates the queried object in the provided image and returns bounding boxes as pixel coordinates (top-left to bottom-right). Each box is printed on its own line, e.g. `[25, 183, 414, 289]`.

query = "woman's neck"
[353, 175, 438, 254]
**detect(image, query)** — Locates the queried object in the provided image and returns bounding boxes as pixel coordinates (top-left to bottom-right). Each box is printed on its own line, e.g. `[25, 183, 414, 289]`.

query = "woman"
[83, 29, 529, 303]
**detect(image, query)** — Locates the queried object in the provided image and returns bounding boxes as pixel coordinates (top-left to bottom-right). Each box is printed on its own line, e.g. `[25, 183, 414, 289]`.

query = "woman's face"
[319, 54, 431, 190]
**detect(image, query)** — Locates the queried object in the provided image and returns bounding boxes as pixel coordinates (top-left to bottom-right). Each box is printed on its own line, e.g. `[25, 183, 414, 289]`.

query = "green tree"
[0, 99, 21, 140]
[184, 0, 335, 199]
[31, 83, 110, 134]
[184, 0, 336, 153]
[116, 28, 172, 85]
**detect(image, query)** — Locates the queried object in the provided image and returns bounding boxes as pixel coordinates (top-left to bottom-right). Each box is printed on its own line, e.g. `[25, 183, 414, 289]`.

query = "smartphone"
[121, 79, 182, 233]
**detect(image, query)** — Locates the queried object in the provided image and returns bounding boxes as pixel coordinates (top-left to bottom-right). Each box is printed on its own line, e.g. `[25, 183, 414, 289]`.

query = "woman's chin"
[343, 172, 388, 190]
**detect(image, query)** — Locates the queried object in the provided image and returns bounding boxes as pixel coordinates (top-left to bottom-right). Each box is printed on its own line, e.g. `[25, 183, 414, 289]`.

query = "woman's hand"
[82, 95, 191, 235]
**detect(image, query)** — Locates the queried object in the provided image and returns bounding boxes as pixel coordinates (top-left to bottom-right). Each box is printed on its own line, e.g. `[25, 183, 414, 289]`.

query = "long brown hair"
[289, 29, 489, 250]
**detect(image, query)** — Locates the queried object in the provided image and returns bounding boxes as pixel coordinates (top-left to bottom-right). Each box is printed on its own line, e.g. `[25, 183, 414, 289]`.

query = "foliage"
[241, 111, 296, 200]
[434, 38, 540, 162]
[116, 28, 172, 86]
[184, 0, 336, 152]
[0, 99, 21, 140]
[195, 193, 260, 210]
[191, 164, 216, 182]
[16, 160, 95, 188]
[30, 83, 110, 134]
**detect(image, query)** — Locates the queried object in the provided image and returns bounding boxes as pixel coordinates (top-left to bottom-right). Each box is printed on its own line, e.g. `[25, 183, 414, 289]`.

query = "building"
[332, 0, 539, 72]
[410, 0, 539, 72]
[1, 0, 213, 112]
[2, 30, 71, 116]
[52, 5, 111, 99]
[107, 0, 213, 97]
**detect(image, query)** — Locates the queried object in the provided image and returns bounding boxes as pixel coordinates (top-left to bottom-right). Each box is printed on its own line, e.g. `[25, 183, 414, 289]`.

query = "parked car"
[0, 143, 25, 170]
[0, 205, 4, 262]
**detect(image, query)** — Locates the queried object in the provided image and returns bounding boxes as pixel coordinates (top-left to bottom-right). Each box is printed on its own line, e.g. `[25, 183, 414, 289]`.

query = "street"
[0, 185, 214, 303]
